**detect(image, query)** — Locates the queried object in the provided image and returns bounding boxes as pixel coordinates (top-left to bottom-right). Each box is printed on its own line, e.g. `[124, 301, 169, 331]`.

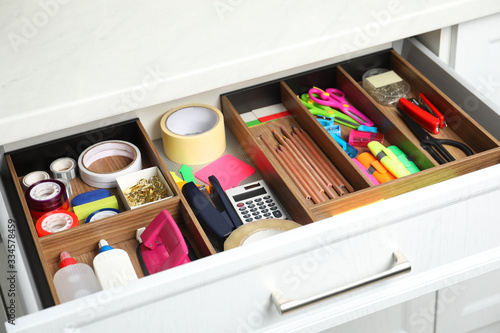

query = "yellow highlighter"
[367, 141, 411, 178]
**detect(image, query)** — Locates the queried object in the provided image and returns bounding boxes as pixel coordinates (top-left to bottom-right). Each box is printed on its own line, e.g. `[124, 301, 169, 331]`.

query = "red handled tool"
[398, 93, 446, 134]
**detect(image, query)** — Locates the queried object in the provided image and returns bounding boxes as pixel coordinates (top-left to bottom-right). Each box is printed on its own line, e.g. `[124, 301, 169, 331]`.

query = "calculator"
[225, 180, 288, 223]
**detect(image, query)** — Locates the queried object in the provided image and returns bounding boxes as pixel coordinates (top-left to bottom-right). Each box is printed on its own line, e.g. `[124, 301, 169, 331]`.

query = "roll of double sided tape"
[78, 140, 142, 188]
[36, 210, 79, 237]
[224, 219, 302, 251]
[160, 104, 226, 165]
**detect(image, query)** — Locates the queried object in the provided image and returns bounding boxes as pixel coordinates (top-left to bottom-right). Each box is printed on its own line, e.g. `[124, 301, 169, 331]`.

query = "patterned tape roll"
[78, 140, 142, 188]
[160, 104, 226, 165]
[25, 179, 69, 219]
[50, 157, 77, 180]
[36, 210, 79, 237]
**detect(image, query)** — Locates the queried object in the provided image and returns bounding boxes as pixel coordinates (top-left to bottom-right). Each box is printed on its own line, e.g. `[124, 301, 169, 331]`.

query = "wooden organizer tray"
[5, 119, 214, 305]
[221, 49, 500, 222]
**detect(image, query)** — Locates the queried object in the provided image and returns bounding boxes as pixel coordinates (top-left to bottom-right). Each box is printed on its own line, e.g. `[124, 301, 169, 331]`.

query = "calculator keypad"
[235, 197, 285, 223]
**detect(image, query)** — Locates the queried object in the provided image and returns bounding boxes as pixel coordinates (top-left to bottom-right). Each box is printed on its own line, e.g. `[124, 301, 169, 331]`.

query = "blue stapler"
[182, 175, 242, 251]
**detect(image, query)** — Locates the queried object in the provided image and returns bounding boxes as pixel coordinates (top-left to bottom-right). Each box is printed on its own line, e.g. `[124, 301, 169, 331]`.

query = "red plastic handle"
[398, 98, 441, 134]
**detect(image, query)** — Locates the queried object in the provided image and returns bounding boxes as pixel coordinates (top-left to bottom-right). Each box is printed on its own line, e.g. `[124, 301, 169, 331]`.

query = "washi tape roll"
[36, 210, 79, 237]
[224, 219, 301, 251]
[160, 104, 226, 165]
[78, 140, 142, 188]
[85, 208, 121, 223]
[50, 157, 77, 180]
[22, 171, 50, 190]
[25, 179, 69, 219]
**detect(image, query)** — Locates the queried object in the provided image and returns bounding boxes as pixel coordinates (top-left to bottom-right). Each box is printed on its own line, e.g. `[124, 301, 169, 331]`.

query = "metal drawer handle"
[271, 250, 411, 314]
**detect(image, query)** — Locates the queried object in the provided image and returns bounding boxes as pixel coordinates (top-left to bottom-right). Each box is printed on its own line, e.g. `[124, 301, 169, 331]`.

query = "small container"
[93, 239, 138, 290]
[362, 68, 410, 106]
[116, 166, 173, 210]
[53, 251, 101, 303]
[348, 130, 384, 147]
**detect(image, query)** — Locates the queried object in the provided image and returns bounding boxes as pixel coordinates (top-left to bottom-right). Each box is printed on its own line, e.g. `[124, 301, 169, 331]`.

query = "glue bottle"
[53, 251, 101, 303]
[93, 239, 138, 290]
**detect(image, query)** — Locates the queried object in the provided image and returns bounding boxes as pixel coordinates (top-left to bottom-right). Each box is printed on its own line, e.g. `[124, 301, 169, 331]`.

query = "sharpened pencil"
[293, 126, 354, 194]
[273, 130, 324, 195]
[278, 148, 324, 204]
[259, 134, 311, 201]
[281, 127, 337, 199]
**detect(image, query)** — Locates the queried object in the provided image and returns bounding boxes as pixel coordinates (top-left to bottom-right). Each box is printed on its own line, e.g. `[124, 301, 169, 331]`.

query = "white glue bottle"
[93, 239, 138, 290]
[53, 251, 101, 303]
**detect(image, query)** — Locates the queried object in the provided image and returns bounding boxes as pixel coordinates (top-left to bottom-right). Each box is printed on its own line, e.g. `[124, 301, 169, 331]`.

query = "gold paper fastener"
[123, 176, 170, 207]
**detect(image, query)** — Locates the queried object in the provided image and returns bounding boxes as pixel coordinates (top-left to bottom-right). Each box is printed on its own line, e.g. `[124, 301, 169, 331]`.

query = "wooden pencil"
[281, 127, 338, 199]
[278, 148, 324, 204]
[279, 143, 324, 197]
[273, 130, 324, 194]
[293, 126, 355, 193]
[259, 135, 311, 201]
[301, 129, 355, 194]
[291, 130, 345, 195]
[284, 136, 337, 200]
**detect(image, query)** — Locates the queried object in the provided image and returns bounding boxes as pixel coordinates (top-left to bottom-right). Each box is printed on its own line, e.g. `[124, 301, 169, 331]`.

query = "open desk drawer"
[4, 39, 500, 332]
[221, 47, 500, 222]
[4, 119, 214, 306]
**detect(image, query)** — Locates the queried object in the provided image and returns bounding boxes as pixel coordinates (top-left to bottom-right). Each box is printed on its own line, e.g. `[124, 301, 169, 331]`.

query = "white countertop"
[1, 0, 499, 146]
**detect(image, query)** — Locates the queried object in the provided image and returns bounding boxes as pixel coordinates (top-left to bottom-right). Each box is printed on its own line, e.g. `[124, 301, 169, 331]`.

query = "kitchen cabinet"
[1, 2, 500, 332]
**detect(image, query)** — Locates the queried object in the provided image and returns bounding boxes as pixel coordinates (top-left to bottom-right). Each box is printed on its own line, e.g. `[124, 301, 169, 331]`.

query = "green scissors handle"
[299, 93, 360, 129]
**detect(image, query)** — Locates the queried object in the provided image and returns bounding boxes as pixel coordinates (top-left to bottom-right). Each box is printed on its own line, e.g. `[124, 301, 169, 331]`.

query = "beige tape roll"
[224, 219, 302, 251]
[160, 104, 226, 165]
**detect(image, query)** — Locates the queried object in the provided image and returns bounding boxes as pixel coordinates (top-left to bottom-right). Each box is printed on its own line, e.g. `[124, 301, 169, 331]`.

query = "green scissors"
[299, 93, 361, 129]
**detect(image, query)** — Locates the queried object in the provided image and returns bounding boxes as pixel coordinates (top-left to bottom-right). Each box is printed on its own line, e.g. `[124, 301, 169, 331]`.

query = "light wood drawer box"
[4, 119, 214, 305]
[221, 48, 500, 222]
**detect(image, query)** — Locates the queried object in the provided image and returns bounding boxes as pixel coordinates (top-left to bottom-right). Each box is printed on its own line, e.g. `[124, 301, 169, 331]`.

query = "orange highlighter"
[357, 152, 396, 184]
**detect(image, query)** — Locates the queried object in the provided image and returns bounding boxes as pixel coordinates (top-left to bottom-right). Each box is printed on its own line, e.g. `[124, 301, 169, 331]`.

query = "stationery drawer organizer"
[5, 119, 215, 305]
[5, 48, 500, 308]
[221, 49, 500, 222]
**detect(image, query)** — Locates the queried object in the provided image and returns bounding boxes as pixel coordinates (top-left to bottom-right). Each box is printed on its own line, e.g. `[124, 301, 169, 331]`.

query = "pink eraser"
[195, 154, 256, 190]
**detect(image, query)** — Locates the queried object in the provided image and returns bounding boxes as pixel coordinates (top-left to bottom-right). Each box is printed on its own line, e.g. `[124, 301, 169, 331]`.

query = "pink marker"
[352, 158, 380, 185]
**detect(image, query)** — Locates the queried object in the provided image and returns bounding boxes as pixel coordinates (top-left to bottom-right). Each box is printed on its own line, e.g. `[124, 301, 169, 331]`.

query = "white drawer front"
[7, 164, 500, 333]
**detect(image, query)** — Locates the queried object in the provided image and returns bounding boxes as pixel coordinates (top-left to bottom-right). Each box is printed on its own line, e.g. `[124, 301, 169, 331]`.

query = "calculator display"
[232, 187, 267, 202]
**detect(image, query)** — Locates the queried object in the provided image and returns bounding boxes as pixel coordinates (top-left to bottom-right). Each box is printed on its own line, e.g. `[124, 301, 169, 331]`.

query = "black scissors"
[396, 107, 473, 164]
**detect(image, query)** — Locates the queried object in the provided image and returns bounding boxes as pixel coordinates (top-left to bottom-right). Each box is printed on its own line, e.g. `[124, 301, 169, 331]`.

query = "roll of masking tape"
[224, 219, 302, 251]
[160, 104, 226, 165]
[36, 210, 79, 237]
[78, 140, 142, 188]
